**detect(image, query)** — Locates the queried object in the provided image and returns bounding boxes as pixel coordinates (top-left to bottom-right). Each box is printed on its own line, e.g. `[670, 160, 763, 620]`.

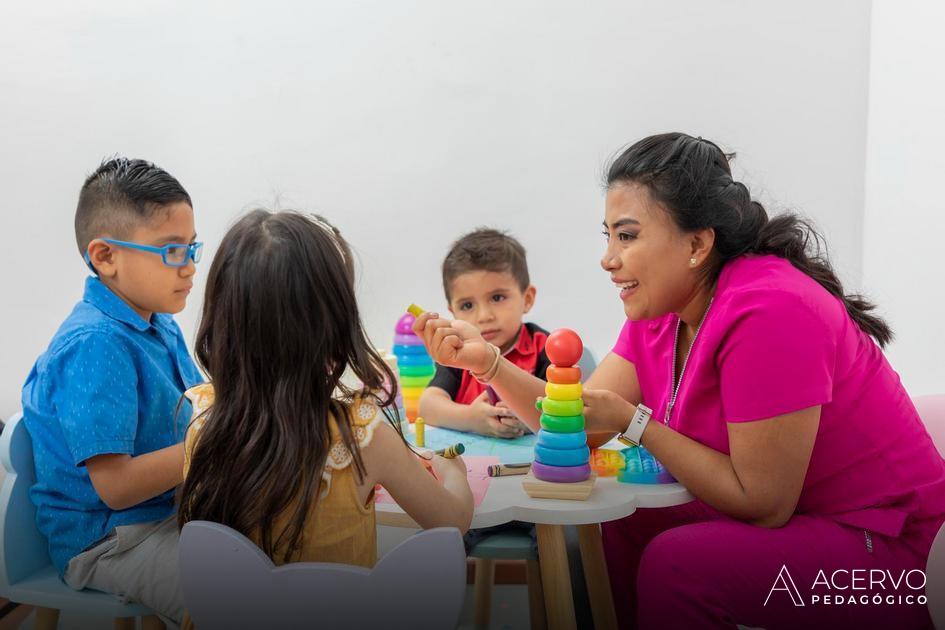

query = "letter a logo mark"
[764, 565, 805, 607]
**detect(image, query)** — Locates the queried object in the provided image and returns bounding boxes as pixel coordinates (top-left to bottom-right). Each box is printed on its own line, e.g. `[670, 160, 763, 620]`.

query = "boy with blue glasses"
[21, 157, 204, 625]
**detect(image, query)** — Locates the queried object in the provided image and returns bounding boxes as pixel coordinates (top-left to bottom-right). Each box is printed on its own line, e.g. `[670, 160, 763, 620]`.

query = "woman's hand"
[412, 312, 493, 373]
[582, 388, 635, 434]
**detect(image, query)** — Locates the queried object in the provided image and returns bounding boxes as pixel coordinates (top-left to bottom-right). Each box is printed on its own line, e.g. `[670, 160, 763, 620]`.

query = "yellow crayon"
[435, 443, 465, 459]
[407, 303, 426, 317]
[415, 417, 425, 447]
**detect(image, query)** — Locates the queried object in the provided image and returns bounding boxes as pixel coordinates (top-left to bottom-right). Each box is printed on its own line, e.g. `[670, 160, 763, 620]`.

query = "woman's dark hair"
[606, 132, 892, 347]
[178, 209, 401, 561]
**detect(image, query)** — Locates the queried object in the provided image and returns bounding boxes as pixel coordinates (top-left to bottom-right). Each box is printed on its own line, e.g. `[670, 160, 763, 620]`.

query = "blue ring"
[396, 353, 435, 367]
[537, 429, 587, 450]
[534, 445, 590, 467]
[393, 344, 430, 356]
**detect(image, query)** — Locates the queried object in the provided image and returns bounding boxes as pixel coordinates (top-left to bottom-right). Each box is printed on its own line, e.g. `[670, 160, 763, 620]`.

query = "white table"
[377, 465, 693, 630]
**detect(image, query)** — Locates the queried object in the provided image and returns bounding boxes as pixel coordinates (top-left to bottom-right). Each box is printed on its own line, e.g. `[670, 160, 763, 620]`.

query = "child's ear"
[522, 285, 537, 314]
[87, 239, 118, 279]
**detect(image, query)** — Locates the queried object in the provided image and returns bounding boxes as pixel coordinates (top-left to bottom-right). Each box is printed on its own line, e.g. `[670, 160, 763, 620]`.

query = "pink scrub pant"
[602, 501, 939, 629]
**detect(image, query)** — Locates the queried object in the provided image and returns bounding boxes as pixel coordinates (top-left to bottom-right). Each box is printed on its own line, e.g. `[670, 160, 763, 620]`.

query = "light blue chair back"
[0, 412, 49, 589]
[0, 411, 153, 617]
[180, 521, 466, 630]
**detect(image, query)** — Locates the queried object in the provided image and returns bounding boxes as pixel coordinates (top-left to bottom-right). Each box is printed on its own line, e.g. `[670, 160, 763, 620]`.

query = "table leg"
[577, 523, 618, 630]
[536, 524, 576, 630]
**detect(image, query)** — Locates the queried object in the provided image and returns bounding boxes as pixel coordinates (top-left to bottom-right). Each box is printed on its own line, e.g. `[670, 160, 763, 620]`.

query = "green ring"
[538, 398, 583, 417]
[400, 375, 433, 387]
[539, 413, 585, 433]
[399, 364, 436, 377]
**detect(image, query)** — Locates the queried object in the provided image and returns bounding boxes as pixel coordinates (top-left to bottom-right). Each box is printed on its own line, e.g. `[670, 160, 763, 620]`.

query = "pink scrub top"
[612, 254, 945, 545]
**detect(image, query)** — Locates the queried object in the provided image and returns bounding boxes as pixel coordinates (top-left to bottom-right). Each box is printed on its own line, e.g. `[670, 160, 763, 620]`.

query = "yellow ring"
[545, 382, 583, 401]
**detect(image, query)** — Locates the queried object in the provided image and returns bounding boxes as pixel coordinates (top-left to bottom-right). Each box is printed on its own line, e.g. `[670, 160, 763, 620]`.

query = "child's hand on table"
[468, 391, 525, 438]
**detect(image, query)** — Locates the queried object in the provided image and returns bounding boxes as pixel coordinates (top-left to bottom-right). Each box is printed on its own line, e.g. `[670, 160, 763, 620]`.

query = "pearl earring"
[689, 258, 697, 266]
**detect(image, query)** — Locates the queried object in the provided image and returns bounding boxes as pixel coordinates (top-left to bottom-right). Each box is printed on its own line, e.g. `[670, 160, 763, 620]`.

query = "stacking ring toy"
[531, 461, 592, 483]
[393, 343, 430, 356]
[537, 429, 587, 450]
[393, 333, 424, 346]
[398, 364, 436, 377]
[537, 398, 583, 417]
[401, 386, 426, 399]
[397, 354, 435, 368]
[395, 314, 416, 335]
[545, 382, 582, 401]
[546, 366, 581, 384]
[399, 375, 433, 388]
[535, 445, 590, 467]
[539, 413, 585, 433]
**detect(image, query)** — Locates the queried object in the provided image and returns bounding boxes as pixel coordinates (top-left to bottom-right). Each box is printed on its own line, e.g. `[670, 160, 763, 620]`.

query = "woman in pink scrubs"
[413, 133, 945, 629]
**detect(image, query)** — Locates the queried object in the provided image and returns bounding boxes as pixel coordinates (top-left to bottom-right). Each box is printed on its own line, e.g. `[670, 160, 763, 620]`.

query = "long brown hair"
[178, 209, 400, 562]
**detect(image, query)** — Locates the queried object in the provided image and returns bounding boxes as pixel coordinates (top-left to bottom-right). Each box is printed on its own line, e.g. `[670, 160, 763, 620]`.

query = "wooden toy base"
[522, 471, 597, 501]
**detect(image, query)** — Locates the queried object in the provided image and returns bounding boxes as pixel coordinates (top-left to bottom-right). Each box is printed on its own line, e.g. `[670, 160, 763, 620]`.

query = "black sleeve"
[526, 322, 551, 380]
[425, 363, 463, 400]
[534, 350, 551, 380]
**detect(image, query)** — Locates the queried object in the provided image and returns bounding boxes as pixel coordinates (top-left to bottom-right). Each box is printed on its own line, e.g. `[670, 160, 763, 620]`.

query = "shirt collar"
[83, 275, 154, 332]
[504, 323, 535, 359]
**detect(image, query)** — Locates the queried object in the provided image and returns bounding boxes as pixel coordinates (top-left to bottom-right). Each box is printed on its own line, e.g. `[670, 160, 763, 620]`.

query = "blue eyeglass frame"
[83, 238, 204, 272]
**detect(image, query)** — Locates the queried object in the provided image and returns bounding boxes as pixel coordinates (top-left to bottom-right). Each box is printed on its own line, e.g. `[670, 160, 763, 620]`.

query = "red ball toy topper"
[545, 328, 583, 367]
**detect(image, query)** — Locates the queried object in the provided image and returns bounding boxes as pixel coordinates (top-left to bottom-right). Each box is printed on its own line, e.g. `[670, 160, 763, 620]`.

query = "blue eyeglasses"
[84, 239, 204, 272]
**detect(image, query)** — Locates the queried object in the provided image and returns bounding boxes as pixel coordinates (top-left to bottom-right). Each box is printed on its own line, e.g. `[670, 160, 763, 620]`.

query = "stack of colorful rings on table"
[393, 312, 435, 422]
[532, 328, 591, 483]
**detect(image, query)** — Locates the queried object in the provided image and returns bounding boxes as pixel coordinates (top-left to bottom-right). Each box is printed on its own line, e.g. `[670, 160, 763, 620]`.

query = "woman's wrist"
[614, 401, 638, 434]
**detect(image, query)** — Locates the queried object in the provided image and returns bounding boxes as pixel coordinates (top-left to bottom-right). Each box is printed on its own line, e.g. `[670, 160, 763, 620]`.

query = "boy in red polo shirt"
[420, 228, 549, 438]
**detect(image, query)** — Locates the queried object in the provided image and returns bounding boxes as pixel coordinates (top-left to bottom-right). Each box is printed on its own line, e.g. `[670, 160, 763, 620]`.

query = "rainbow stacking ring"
[539, 413, 585, 434]
[535, 445, 591, 467]
[531, 461, 592, 483]
[398, 364, 436, 377]
[537, 398, 583, 417]
[537, 429, 587, 450]
[545, 382, 583, 401]
[394, 333, 424, 345]
[397, 354, 434, 367]
[393, 343, 430, 355]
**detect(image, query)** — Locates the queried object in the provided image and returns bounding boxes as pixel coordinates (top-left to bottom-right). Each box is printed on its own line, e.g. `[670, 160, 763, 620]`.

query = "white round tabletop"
[376, 473, 693, 529]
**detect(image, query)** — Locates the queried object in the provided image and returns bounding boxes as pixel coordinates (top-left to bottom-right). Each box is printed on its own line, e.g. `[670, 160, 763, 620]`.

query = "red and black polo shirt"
[427, 322, 550, 404]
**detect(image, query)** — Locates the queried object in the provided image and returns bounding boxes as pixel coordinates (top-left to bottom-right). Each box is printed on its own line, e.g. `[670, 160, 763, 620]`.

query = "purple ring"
[395, 313, 416, 334]
[393, 333, 424, 345]
[531, 461, 591, 483]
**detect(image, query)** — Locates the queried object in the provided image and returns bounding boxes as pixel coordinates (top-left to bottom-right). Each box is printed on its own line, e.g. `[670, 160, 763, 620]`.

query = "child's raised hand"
[468, 392, 525, 439]
[412, 313, 494, 374]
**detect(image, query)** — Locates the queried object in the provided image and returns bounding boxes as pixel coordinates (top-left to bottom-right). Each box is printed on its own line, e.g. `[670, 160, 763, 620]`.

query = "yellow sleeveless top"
[182, 383, 380, 568]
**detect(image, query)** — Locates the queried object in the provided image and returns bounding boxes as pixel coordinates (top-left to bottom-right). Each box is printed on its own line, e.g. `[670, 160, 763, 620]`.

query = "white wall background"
[863, 1, 945, 397]
[0, 0, 874, 418]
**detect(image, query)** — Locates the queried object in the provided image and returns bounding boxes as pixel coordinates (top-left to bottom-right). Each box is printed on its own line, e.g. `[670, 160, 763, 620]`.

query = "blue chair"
[470, 346, 598, 628]
[0, 412, 162, 629]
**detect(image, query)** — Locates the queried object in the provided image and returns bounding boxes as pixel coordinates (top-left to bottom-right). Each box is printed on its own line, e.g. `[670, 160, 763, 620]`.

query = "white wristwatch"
[617, 403, 653, 447]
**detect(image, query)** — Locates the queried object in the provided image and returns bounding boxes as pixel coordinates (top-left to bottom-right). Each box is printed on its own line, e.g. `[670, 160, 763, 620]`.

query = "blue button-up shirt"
[21, 276, 203, 574]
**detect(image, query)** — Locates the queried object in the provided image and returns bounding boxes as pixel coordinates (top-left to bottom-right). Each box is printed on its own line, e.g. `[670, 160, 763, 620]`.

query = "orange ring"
[546, 366, 581, 384]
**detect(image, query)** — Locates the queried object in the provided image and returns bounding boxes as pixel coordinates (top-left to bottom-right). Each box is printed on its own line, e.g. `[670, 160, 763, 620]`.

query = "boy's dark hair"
[442, 228, 530, 300]
[74, 157, 192, 257]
